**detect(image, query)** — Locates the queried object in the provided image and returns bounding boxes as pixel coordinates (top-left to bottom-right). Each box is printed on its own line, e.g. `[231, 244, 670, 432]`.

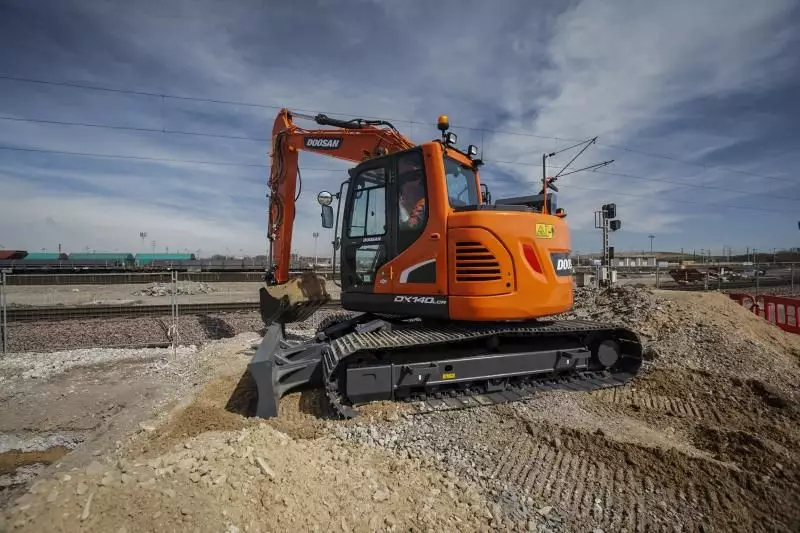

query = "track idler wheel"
[593, 339, 620, 369]
[259, 272, 330, 326]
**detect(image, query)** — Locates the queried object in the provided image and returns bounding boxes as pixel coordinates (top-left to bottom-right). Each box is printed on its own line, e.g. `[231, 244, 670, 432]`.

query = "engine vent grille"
[455, 241, 502, 282]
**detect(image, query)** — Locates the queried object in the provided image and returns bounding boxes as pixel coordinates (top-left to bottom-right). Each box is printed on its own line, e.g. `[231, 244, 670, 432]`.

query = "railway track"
[658, 278, 792, 291]
[3, 271, 337, 286]
[4, 301, 342, 323]
[2, 278, 792, 323]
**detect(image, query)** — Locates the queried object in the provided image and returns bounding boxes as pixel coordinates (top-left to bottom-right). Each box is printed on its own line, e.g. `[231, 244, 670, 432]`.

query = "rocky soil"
[4, 312, 265, 353]
[331, 286, 800, 531]
[1, 285, 799, 532]
[134, 281, 218, 297]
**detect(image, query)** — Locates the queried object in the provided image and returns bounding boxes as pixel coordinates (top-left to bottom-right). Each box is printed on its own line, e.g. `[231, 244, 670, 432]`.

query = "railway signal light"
[595, 202, 622, 285]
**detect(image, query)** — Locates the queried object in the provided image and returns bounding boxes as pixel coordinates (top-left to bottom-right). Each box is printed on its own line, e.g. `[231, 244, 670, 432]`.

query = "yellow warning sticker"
[535, 223, 554, 239]
[442, 372, 456, 380]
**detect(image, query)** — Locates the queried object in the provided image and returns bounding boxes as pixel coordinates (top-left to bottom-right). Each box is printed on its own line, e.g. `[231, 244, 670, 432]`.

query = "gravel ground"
[0, 332, 264, 508]
[4, 313, 262, 353]
[0, 346, 198, 383]
[727, 284, 799, 296]
[2, 423, 493, 532]
[1, 285, 799, 532]
[327, 286, 800, 532]
[5, 280, 342, 307]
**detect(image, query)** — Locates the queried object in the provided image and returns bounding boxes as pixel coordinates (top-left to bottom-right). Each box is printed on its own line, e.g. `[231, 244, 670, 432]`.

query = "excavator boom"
[261, 109, 415, 324]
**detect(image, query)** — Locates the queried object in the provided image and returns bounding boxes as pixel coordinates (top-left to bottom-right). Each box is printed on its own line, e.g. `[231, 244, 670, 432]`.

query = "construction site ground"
[1, 286, 798, 532]
[6, 280, 341, 307]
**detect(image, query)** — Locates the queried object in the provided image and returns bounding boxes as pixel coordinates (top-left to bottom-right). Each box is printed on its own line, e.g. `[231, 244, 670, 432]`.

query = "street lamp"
[648, 235, 655, 253]
[312, 232, 320, 269]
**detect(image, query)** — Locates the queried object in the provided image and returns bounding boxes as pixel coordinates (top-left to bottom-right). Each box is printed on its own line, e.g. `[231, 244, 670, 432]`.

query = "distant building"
[611, 256, 657, 267]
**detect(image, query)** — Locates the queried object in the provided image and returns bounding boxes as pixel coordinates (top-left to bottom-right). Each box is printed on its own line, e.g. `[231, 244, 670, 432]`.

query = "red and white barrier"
[729, 293, 800, 334]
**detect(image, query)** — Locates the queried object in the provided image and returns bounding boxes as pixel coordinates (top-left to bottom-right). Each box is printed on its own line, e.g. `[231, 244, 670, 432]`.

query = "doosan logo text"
[304, 137, 342, 149]
[556, 258, 573, 271]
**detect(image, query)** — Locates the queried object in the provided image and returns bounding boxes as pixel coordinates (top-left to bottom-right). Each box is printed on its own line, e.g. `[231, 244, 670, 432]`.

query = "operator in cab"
[398, 157, 427, 231]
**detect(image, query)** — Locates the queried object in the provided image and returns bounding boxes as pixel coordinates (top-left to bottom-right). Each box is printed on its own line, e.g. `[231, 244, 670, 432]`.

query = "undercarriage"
[248, 311, 644, 419]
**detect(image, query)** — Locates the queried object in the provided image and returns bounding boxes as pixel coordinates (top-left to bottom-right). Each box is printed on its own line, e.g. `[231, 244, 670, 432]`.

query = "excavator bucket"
[259, 271, 331, 326]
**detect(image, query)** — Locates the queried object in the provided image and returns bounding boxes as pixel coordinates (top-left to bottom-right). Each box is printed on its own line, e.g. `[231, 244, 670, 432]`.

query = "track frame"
[249, 313, 643, 419]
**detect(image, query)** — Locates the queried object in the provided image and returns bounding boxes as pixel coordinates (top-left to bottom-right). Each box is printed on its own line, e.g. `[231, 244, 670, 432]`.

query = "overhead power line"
[0, 76, 797, 215]
[0, 115, 268, 142]
[0, 144, 341, 172]
[0, 144, 793, 215]
[3, 113, 799, 203]
[557, 182, 791, 214]
[0, 73, 794, 184]
[486, 157, 800, 202]
[0, 144, 268, 167]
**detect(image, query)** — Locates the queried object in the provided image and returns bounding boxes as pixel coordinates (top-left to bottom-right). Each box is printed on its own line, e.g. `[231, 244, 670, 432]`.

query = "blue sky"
[1, 0, 798, 258]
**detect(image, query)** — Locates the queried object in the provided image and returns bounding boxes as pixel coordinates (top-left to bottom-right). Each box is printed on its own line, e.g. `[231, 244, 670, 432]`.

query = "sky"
[0, 0, 799, 258]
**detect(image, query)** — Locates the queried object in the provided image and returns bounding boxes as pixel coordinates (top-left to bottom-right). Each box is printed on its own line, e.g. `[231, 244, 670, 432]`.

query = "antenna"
[541, 136, 614, 215]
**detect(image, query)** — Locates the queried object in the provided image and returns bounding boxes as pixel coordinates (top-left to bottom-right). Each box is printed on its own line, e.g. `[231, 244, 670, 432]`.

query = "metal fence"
[576, 261, 798, 292]
[1, 264, 798, 354]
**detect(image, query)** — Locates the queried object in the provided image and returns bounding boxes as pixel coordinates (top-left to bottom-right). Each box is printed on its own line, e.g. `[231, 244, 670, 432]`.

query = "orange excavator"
[250, 108, 643, 418]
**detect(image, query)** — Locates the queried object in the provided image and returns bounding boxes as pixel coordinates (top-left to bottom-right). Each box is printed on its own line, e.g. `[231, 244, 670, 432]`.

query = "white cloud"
[1, 0, 798, 257]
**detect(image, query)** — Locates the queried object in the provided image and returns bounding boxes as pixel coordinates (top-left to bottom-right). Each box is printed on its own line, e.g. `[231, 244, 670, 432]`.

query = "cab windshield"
[444, 156, 479, 207]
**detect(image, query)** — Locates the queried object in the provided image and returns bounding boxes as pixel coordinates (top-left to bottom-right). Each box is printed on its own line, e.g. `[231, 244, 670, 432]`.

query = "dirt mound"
[564, 286, 800, 393]
[134, 281, 217, 297]
[133, 367, 336, 463]
[5, 286, 800, 532]
[1, 424, 492, 533]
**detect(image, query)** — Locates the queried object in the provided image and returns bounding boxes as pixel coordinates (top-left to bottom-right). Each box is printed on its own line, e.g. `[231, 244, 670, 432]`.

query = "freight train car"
[0, 250, 28, 260]
[0, 252, 272, 273]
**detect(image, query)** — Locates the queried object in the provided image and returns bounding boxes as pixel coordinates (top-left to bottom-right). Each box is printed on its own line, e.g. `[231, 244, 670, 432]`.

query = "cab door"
[387, 148, 448, 312]
[339, 159, 391, 294]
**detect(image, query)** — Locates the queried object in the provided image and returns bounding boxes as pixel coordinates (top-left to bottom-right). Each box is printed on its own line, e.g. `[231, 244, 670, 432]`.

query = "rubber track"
[322, 319, 642, 419]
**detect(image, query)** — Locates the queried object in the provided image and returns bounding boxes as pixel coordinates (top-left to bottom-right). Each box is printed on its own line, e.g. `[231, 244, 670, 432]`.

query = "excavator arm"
[261, 108, 415, 325]
[267, 108, 414, 284]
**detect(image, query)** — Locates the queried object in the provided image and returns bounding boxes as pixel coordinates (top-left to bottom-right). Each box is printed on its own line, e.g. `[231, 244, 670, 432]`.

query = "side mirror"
[480, 184, 492, 205]
[317, 190, 333, 206]
[321, 205, 334, 229]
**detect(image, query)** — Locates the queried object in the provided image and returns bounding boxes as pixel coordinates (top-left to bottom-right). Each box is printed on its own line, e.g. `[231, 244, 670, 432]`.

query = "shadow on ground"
[198, 315, 237, 339]
[224, 369, 328, 419]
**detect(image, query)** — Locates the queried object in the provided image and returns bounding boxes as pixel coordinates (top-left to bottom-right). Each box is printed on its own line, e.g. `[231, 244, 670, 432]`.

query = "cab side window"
[343, 166, 387, 288]
[348, 168, 386, 238]
[396, 151, 427, 252]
